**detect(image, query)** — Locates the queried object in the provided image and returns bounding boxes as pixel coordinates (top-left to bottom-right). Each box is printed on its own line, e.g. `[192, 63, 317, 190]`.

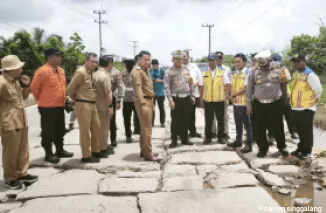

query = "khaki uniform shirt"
[164, 65, 194, 102]
[93, 67, 112, 111]
[0, 74, 27, 136]
[107, 68, 125, 102]
[131, 65, 155, 104]
[67, 66, 97, 102]
[121, 70, 134, 102]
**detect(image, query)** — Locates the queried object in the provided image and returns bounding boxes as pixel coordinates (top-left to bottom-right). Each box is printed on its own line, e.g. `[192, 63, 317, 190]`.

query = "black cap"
[44, 48, 63, 58]
[152, 59, 159, 65]
[215, 51, 223, 59]
[290, 53, 307, 62]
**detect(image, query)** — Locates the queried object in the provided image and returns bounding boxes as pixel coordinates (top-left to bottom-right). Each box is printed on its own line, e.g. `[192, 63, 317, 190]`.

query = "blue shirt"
[150, 68, 165, 97]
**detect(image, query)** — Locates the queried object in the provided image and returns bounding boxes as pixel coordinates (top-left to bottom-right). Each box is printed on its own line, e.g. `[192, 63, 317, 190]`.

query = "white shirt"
[199, 67, 230, 86]
[222, 64, 232, 82]
[233, 67, 249, 106]
[185, 63, 202, 97]
[292, 72, 323, 112]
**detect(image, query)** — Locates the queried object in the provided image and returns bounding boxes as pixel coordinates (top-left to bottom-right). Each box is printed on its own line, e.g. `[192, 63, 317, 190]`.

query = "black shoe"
[69, 123, 74, 131]
[5, 179, 23, 190]
[55, 150, 74, 158]
[291, 133, 299, 139]
[257, 151, 267, 158]
[133, 131, 140, 135]
[227, 141, 242, 148]
[161, 123, 166, 128]
[300, 152, 312, 159]
[106, 147, 115, 154]
[169, 142, 178, 148]
[19, 174, 38, 184]
[126, 137, 132, 143]
[81, 156, 100, 163]
[291, 150, 302, 158]
[203, 138, 212, 145]
[190, 132, 202, 138]
[140, 152, 159, 158]
[218, 138, 227, 144]
[111, 141, 117, 147]
[224, 134, 230, 140]
[181, 140, 194, 146]
[279, 148, 289, 158]
[44, 155, 60, 164]
[92, 152, 108, 158]
[241, 145, 252, 153]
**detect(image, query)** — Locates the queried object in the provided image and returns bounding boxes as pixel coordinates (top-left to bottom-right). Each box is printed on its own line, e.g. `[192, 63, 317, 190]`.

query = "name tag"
[125, 87, 133, 91]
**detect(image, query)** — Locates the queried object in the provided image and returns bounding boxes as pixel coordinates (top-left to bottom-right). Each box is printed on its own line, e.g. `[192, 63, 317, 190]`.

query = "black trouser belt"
[75, 99, 96, 104]
[144, 96, 153, 99]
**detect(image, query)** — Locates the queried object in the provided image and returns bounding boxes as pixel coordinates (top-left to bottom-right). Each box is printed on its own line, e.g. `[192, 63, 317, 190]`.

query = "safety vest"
[232, 68, 249, 105]
[202, 68, 225, 102]
[290, 67, 316, 108]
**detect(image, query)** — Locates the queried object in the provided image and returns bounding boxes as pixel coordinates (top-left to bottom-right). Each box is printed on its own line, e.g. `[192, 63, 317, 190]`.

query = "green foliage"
[319, 84, 326, 104]
[114, 61, 125, 72]
[0, 28, 86, 77]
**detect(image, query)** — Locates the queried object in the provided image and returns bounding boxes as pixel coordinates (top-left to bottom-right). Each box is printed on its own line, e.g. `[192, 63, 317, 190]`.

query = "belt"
[125, 87, 133, 91]
[172, 94, 189, 98]
[144, 96, 153, 99]
[255, 97, 280, 104]
[75, 99, 96, 104]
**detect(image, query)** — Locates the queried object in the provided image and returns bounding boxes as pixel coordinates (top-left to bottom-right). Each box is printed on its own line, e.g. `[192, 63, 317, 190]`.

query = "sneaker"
[279, 148, 289, 158]
[5, 179, 23, 190]
[291, 150, 302, 158]
[227, 141, 242, 148]
[55, 150, 74, 158]
[257, 151, 267, 158]
[44, 155, 60, 164]
[81, 156, 100, 163]
[19, 174, 38, 184]
[92, 152, 108, 158]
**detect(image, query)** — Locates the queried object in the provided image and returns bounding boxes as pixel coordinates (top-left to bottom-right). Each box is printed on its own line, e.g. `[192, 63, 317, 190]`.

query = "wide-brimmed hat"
[0, 55, 25, 71]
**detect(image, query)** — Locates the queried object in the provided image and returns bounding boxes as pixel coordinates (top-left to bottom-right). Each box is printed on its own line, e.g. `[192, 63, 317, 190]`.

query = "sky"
[1, 0, 326, 65]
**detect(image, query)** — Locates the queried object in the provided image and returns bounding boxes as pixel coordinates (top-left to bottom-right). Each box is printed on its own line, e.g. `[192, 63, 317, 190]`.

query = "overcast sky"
[1, 0, 325, 65]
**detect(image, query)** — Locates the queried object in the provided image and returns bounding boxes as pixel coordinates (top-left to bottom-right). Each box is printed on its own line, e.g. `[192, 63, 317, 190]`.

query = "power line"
[94, 9, 107, 56]
[210, 0, 240, 22]
[53, 0, 94, 19]
[0, 19, 25, 30]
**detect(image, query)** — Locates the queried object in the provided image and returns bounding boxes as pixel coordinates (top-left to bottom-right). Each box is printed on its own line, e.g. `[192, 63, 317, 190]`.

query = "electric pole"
[131, 41, 138, 57]
[94, 9, 107, 56]
[202, 24, 214, 55]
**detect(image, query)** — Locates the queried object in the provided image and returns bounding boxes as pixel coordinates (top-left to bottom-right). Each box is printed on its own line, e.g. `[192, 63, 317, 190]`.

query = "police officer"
[93, 55, 115, 155]
[271, 53, 299, 140]
[67, 52, 107, 163]
[122, 57, 140, 143]
[290, 54, 323, 159]
[199, 53, 231, 145]
[150, 59, 166, 127]
[246, 50, 289, 158]
[228, 53, 252, 153]
[0, 55, 38, 189]
[131, 50, 161, 161]
[165, 50, 195, 148]
[104, 55, 125, 147]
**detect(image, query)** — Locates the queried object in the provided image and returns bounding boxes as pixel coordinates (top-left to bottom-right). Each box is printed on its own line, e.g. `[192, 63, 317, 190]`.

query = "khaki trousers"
[135, 99, 153, 158]
[98, 110, 110, 151]
[1, 127, 29, 182]
[75, 102, 100, 158]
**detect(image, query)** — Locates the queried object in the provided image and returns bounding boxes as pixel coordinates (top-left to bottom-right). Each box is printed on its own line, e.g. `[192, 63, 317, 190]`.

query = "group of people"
[0, 47, 323, 190]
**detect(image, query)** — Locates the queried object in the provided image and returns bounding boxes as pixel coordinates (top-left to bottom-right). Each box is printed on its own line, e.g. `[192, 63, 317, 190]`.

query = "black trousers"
[171, 96, 192, 142]
[283, 99, 296, 134]
[38, 107, 65, 155]
[253, 99, 286, 152]
[293, 110, 315, 154]
[123, 102, 140, 138]
[110, 97, 117, 142]
[153, 96, 166, 125]
[204, 101, 225, 139]
[189, 97, 200, 134]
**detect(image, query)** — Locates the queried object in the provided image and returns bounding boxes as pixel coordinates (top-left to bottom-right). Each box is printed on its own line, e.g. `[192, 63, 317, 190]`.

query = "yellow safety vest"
[290, 69, 316, 108]
[202, 68, 225, 102]
[232, 69, 248, 105]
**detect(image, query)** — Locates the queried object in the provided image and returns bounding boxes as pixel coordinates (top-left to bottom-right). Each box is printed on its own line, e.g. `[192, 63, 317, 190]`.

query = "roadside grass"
[314, 84, 326, 130]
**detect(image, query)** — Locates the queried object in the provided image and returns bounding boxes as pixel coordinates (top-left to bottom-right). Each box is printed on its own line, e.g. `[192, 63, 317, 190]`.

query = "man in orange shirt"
[30, 48, 73, 164]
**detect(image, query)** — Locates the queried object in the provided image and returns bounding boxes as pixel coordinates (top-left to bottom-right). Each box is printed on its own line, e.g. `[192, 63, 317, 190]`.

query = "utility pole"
[131, 41, 138, 57]
[202, 24, 214, 55]
[94, 9, 107, 56]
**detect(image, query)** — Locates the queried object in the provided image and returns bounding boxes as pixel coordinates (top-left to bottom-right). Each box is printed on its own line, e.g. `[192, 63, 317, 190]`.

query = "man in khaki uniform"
[0, 55, 38, 189]
[131, 51, 161, 162]
[93, 55, 114, 155]
[67, 52, 108, 163]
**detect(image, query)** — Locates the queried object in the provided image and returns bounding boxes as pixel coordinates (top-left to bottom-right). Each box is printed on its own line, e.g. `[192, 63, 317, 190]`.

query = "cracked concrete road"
[0, 104, 324, 213]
